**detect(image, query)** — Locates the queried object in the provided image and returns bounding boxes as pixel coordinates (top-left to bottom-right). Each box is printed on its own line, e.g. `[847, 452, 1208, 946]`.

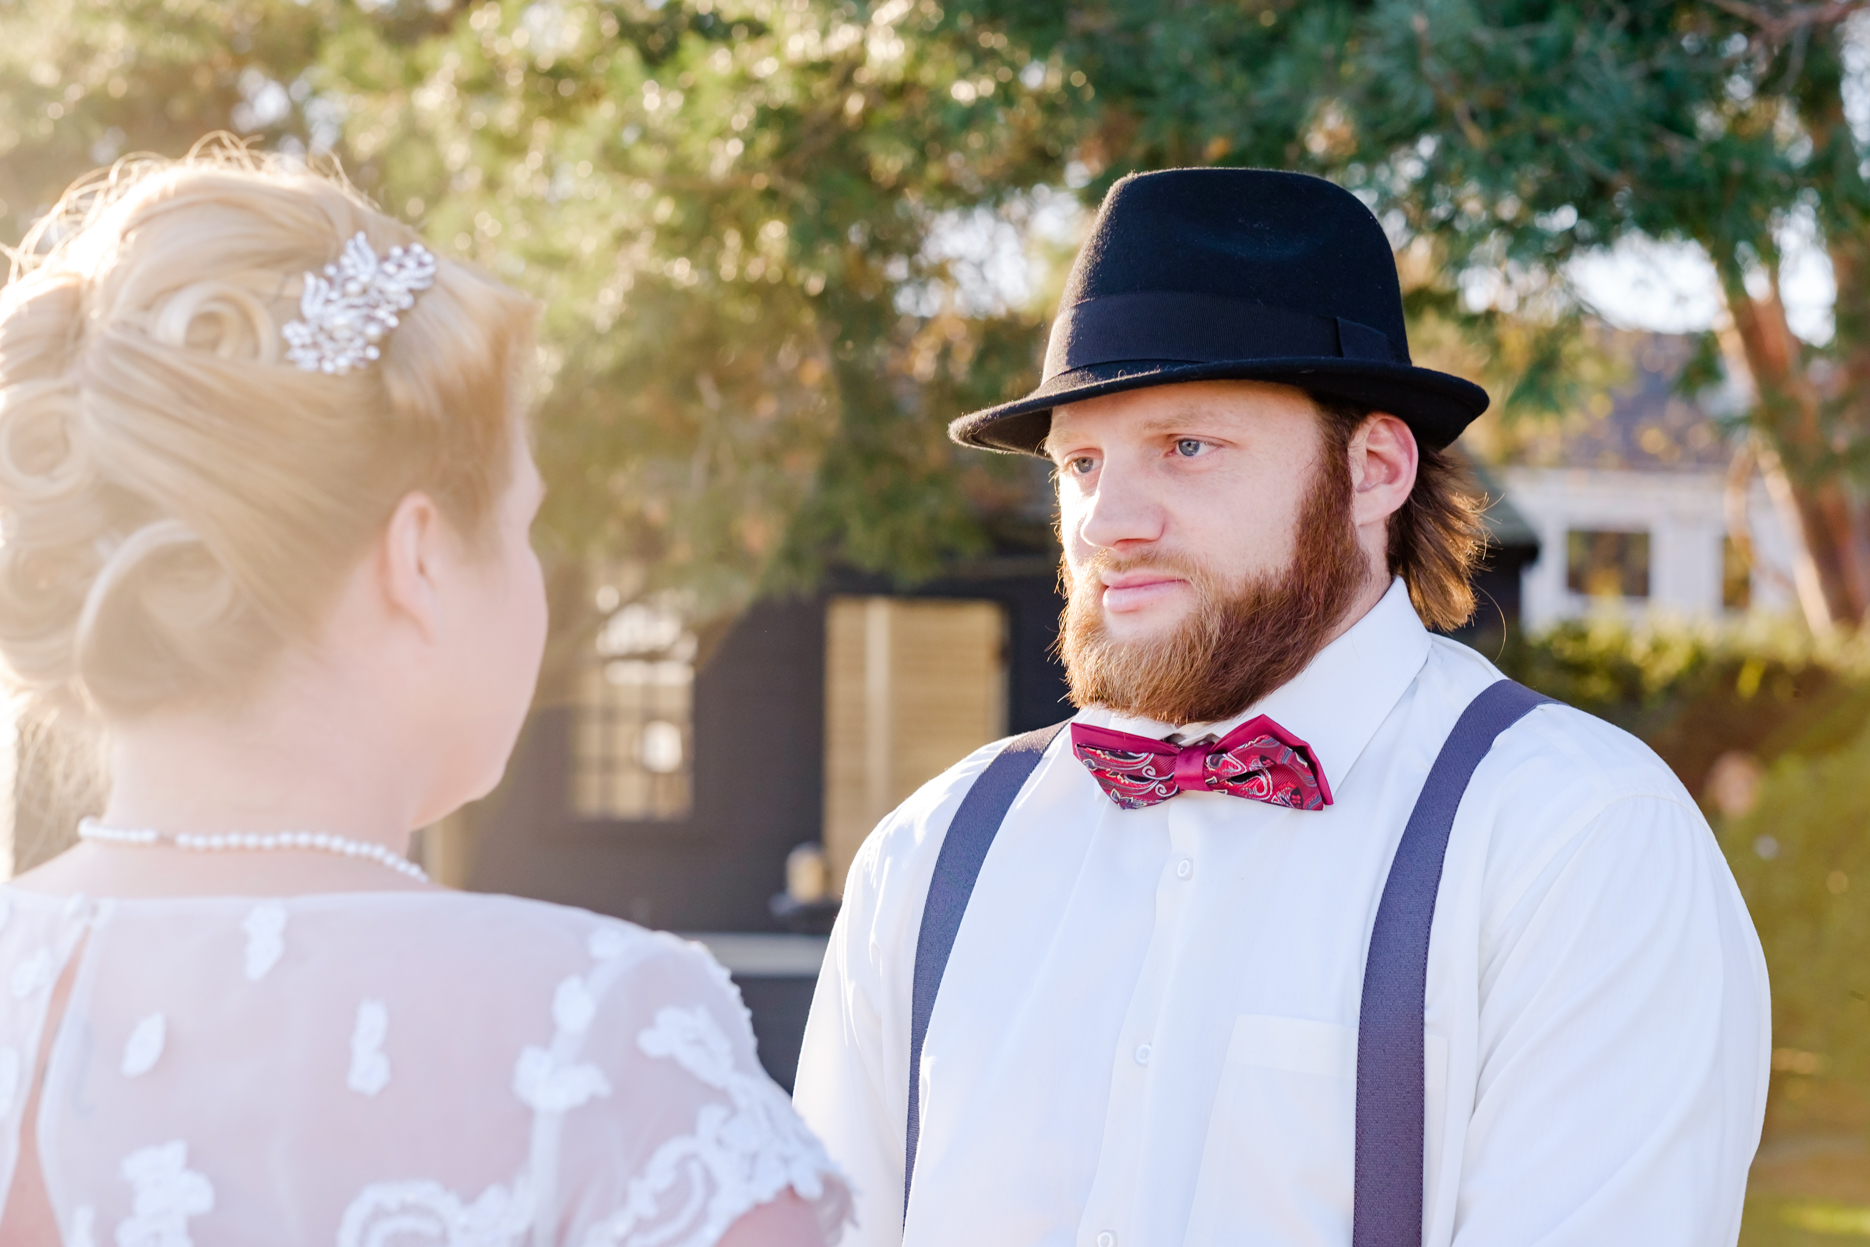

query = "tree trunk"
[1775, 22, 1870, 628]
[1715, 257, 1867, 628]
[1821, 225, 1870, 624]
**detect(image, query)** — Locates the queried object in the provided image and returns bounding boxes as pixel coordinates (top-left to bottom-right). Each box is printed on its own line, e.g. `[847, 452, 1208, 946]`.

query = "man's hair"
[1312, 394, 1487, 633]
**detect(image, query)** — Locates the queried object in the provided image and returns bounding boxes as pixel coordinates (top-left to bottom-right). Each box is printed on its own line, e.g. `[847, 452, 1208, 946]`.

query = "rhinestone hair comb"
[281, 232, 437, 375]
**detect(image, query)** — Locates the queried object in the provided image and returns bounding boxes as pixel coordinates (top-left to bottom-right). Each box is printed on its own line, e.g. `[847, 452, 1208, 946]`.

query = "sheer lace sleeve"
[547, 929, 852, 1247]
[7, 890, 849, 1247]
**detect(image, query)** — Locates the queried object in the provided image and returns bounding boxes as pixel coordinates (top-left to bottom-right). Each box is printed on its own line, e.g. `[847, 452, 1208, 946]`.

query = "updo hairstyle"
[0, 148, 539, 719]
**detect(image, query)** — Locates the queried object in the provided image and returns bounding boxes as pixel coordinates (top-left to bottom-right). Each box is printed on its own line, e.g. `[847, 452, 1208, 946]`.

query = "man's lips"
[1099, 573, 1189, 613]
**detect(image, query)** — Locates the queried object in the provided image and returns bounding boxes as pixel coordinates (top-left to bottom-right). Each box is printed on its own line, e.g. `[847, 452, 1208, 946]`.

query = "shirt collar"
[1093, 578, 1431, 794]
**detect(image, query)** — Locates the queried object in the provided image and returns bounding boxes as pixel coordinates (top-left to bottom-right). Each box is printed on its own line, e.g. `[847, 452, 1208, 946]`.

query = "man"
[793, 168, 1768, 1247]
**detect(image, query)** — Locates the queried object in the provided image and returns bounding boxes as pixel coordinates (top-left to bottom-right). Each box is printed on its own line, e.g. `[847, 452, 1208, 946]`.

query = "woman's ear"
[1348, 413, 1419, 530]
[377, 492, 448, 645]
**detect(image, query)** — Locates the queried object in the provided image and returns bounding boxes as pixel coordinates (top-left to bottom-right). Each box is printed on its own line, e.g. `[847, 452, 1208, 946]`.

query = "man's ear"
[378, 491, 447, 644]
[1348, 413, 1418, 530]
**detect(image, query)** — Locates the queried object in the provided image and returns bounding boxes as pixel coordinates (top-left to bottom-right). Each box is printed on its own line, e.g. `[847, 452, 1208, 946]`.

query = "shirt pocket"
[1183, 1015, 1450, 1247]
[1184, 1014, 1357, 1246]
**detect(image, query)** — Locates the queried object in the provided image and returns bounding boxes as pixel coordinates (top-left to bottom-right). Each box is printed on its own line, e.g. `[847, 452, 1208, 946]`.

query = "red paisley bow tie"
[1070, 716, 1333, 811]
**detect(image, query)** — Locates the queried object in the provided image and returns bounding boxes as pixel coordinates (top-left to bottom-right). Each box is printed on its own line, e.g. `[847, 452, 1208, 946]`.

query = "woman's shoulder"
[290, 889, 741, 1006]
[403, 891, 731, 981]
[353, 888, 677, 949]
[1, 884, 739, 1013]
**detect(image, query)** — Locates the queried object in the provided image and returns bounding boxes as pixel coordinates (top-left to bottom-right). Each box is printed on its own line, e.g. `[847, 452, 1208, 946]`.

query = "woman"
[0, 151, 849, 1246]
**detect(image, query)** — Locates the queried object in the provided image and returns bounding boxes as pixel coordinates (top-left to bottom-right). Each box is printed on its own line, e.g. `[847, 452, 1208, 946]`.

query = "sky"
[1568, 11, 1870, 346]
[1570, 219, 1837, 345]
[929, 188, 1842, 348]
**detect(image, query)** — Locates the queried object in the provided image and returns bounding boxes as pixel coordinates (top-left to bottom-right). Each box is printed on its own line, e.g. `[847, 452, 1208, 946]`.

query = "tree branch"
[1701, 0, 1870, 44]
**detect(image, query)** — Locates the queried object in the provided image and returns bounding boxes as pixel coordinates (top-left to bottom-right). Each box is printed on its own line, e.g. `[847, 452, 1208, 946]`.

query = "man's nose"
[1074, 460, 1166, 550]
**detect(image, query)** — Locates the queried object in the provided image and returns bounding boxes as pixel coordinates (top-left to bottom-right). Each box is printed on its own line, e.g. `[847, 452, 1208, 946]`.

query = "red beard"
[1057, 454, 1370, 726]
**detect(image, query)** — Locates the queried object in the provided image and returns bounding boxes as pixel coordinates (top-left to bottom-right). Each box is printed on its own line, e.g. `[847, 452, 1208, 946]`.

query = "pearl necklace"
[77, 818, 430, 883]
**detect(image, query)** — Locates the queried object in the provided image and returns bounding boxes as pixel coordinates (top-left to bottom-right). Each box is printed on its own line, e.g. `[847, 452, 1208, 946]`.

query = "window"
[1722, 536, 1752, 611]
[571, 590, 695, 821]
[1566, 529, 1650, 600]
[821, 597, 1007, 893]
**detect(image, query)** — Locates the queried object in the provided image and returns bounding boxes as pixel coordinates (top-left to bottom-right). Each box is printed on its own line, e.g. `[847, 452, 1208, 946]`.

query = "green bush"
[1495, 617, 1870, 797]
[1723, 725, 1870, 1089]
[1501, 617, 1870, 1156]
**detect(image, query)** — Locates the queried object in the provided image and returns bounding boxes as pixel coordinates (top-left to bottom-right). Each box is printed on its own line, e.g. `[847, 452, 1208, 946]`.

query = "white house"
[1490, 332, 1800, 629]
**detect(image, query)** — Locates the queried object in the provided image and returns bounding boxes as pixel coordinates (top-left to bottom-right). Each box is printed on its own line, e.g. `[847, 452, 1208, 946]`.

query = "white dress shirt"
[794, 579, 1769, 1247]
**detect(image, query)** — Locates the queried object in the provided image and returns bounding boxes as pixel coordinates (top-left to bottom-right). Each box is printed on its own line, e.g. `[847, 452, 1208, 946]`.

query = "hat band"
[1042, 291, 1407, 380]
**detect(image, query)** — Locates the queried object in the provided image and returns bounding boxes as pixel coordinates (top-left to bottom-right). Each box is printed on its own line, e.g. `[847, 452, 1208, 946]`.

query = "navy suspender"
[1350, 678, 1553, 1245]
[902, 678, 1554, 1241]
[904, 718, 1070, 1221]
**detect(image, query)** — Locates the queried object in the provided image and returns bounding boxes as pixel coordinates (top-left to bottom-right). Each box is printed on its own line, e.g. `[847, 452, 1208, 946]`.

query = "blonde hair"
[0, 145, 539, 719]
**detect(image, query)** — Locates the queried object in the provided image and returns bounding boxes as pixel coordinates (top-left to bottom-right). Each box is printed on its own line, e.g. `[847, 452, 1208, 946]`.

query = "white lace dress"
[0, 886, 851, 1247]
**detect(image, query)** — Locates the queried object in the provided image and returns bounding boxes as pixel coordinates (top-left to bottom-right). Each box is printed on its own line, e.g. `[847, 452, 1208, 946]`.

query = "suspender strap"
[1352, 678, 1553, 1247]
[899, 679, 1552, 1238]
[904, 720, 1069, 1223]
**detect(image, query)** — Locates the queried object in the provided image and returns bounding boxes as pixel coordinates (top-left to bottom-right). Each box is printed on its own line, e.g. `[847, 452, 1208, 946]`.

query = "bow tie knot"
[1071, 716, 1333, 811]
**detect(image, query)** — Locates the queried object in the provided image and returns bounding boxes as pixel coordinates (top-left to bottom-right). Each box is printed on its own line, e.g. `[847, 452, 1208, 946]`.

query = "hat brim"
[949, 358, 1490, 456]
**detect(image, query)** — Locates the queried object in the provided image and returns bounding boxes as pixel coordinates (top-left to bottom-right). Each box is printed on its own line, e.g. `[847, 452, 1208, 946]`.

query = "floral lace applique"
[0, 1045, 21, 1118]
[115, 1140, 214, 1247]
[512, 1044, 612, 1114]
[637, 1006, 736, 1087]
[10, 947, 50, 1000]
[554, 975, 598, 1035]
[587, 926, 630, 962]
[510, 970, 615, 1113]
[349, 999, 392, 1097]
[578, 1006, 839, 1247]
[336, 930, 637, 1244]
[242, 902, 287, 982]
[659, 934, 753, 1033]
[336, 1175, 534, 1247]
[122, 1014, 166, 1078]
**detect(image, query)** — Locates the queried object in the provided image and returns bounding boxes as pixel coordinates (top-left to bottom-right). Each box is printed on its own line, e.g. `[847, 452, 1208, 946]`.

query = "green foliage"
[7, 0, 1870, 623]
[946, 0, 1810, 402]
[1503, 617, 1870, 1150]
[1499, 616, 1870, 805]
[1674, 329, 1727, 401]
[1499, 615, 1838, 737]
[0, 0, 1082, 621]
[0, 0, 336, 230]
[1741, 1195, 1870, 1247]
[328, 0, 1085, 611]
[1726, 717, 1870, 1090]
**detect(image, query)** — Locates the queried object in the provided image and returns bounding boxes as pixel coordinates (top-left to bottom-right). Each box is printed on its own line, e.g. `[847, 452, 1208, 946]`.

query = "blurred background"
[5, 0, 1870, 1239]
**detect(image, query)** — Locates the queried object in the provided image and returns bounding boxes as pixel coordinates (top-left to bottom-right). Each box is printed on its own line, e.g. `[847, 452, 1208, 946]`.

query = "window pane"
[571, 589, 695, 821]
[822, 597, 1007, 894]
[1565, 529, 1650, 600]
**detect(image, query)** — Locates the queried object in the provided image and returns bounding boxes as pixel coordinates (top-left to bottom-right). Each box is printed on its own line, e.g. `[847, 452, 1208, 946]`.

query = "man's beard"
[1058, 457, 1370, 726]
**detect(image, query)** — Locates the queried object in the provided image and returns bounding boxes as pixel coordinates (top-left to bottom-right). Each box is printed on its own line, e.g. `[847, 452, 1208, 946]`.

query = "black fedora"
[949, 168, 1489, 455]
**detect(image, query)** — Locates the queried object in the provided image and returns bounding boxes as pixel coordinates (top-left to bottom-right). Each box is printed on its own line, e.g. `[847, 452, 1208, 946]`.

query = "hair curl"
[0, 143, 539, 719]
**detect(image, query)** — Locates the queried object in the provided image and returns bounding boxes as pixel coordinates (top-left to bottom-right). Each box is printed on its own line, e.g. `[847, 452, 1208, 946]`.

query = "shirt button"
[1096, 1235, 1117, 1247]
[1176, 858, 1193, 880]
[1134, 1044, 1152, 1066]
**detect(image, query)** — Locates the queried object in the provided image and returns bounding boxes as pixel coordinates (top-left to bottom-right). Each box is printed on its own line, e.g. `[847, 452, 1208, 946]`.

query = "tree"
[0, 0, 1077, 639]
[973, 0, 1870, 632]
[16, 0, 1870, 639]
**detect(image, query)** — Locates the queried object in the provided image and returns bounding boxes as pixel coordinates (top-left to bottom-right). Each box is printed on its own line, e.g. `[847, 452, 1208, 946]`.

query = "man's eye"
[1069, 456, 1097, 475]
[1175, 438, 1206, 457]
